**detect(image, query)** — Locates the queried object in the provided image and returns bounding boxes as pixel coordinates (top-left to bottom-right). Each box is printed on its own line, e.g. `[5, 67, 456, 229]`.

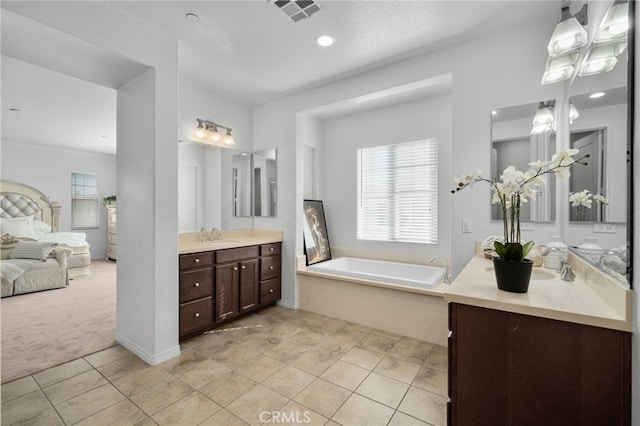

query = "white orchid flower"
[528, 159, 550, 170]
[554, 166, 572, 180]
[501, 166, 525, 186]
[550, 148, 580, 169]
[594, 194, 609, 205]
[523, 170, 546, 187]
[569, 189, 593, 208]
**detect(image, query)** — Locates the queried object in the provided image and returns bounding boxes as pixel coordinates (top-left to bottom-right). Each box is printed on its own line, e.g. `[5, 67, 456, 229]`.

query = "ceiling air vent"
[273, 0, 323, 23]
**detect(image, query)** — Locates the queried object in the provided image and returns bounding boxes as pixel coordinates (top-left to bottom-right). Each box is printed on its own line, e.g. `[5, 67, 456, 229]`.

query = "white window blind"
[71, 172, 99, 229]
[357, 139, 438, 244]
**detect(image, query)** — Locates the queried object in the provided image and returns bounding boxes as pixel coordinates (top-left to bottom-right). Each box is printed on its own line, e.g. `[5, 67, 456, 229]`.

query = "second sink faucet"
[209, 228, 221, 241]
[428, 256, 451, 284]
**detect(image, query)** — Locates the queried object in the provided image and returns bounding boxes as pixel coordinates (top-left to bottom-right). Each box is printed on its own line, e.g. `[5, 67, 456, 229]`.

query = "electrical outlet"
[462, 218, 472, 233]
[520, 222, 534, 231]
[593, 223, 617, 234]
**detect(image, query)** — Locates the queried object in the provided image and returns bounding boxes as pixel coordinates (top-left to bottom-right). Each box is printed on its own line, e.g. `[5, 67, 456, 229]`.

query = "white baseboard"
[277, 299, 298, 310]
[115, 334, 181, 366]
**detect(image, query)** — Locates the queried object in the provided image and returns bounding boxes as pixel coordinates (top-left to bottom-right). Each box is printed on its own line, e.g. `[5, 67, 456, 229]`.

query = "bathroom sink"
[485, 267, 556, 281]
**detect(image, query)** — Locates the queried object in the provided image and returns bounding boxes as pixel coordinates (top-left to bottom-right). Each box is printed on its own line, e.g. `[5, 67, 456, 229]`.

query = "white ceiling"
[0, 1, 562, 155]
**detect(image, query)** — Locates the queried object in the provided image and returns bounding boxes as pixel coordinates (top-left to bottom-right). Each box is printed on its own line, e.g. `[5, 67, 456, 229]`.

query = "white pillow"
[9, 241, 55, 261]
[0, 215, 36, 239]
[33, 219, 52, 234]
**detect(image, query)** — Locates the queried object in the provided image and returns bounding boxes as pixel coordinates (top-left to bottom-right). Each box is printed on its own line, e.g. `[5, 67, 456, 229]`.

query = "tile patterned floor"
[1, 306, 447, 425]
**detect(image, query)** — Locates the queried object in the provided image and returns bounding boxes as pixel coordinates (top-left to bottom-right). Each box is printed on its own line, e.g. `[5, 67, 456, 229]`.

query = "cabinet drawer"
[180, 268, 212, 303]
[216, 246, 260, 264]
[260, 277, 281, 305]
[261, 243, 281, 256]
[180, 252, 213, 270]
[180, 297, 212, 336]
[260, 255, 281, 280]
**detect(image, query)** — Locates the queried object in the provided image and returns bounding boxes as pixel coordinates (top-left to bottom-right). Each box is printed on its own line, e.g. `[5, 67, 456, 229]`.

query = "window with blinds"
[71, 172, 99, 229]
[357, 138, 438, 244]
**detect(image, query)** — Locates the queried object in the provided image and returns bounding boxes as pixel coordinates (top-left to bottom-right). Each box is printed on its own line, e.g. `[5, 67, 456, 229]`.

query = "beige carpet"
[1, 260, 117, 383]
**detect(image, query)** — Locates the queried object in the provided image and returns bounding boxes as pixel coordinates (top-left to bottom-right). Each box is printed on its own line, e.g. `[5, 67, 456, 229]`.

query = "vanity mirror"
[491, 101, 557, 222]
[231, 148, 278, 217]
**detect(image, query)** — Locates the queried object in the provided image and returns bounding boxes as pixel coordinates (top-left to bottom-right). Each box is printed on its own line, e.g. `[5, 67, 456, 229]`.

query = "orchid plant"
[452, 149, 588, 262]
[569, 189, 609, 221]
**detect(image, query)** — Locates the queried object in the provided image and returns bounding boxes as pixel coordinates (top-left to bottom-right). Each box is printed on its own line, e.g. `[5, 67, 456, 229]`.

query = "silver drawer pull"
[195, 312, 200, 318]
[269, 289, 274, 293]
[234, 267, 238, 271]
[241, 265, 246, 269]
[194, 282, 200, 287]
[269, 266, 274, 270]
[195, 258, 200, 263]
[269, 247, 274, 252]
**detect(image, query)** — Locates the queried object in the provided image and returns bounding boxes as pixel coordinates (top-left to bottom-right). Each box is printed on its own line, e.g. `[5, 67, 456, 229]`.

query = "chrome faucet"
[542, 247, 574, 281]
[428, 256, 451, 284]
[541, 247, 567, 273]
[200, 227, 208, 242]
[209, 228, 219, 241]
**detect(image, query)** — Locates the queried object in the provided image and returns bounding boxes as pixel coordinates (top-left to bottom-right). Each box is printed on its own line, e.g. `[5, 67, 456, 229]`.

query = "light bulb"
[222, 129, 235, 146]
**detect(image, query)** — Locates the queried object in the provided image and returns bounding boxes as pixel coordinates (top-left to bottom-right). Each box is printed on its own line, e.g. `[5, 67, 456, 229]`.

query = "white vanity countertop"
[179, 229, 283, 254]
[445, 255, 632, 332]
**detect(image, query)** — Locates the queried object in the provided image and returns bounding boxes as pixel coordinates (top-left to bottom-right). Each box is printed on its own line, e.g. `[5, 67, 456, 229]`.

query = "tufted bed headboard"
[0, 181, 61, 232]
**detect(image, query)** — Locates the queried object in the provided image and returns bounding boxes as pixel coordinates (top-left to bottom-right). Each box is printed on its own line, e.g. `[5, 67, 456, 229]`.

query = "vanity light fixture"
[191, 119, 236, 147]
[578, 44, 622, 76]
[594, 0, 629, 43]
[541, 52, 579, 84]
[569, 103, 579, 124]
[547, 1, 588, 57]
[531, 100, 556, 135]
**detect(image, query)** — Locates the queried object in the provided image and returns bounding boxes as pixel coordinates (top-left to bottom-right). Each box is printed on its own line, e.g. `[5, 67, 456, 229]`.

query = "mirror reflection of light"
[589, 92, 605, 99]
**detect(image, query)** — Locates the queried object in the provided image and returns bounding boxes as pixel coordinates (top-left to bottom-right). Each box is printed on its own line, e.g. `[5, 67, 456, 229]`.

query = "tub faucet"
[428, 256, 451, 284]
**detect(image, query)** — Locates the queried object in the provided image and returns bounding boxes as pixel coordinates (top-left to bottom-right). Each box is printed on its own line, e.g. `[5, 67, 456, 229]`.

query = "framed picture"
[302, 199, 332, 265]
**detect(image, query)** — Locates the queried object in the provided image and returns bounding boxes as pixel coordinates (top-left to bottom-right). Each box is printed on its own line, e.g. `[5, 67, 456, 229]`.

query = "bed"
[0, 181, 92, 279]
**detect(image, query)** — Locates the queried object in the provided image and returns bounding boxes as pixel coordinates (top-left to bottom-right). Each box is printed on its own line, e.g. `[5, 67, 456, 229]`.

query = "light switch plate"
[462, 218, 472, 233]
[593, 223, 617, 233]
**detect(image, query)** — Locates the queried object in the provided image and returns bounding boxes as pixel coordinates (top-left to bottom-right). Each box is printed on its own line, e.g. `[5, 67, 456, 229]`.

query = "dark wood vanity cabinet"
[179, 242, 281, 339]
[447, 303, 631, 425]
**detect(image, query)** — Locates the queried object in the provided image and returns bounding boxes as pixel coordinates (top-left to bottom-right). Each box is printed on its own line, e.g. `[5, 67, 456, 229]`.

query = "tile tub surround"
[445, 253, 632, 332]
[1, 306, 447, 426]
[179, 229, 283, 254]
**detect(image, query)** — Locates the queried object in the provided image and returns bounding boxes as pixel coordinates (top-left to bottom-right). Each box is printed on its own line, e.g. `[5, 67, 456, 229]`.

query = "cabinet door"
[239, 259, 259, 313]
[214, 264, 239, 323]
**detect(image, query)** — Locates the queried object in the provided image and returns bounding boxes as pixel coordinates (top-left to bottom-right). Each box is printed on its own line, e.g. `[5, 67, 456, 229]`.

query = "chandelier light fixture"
[191, 119, 236, 147]
[531, 100, 556, 135]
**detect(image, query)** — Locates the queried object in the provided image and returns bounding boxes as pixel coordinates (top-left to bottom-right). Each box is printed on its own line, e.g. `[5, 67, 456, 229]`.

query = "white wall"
[1, 140, 116, 259]
[320, 95, 452, 258]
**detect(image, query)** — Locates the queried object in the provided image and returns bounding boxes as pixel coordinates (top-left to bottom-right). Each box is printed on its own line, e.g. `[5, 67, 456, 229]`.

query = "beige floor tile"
[374, 355, 421, 384]
[14, 407, 65, 425]
[293, 378, 351, 418]
[235, 353, 285, 382]
[43, 369, 108, 405]
[96, 353, 151, 382]
[341, 346, 384, 370]
[55, 383, 125, 425]
[412, 366, 448, 397]
[129, 376, 193, 416]
[239, 333, 283, 353]
[209, 342, 260, 370]
[199, 408, 250, 425]
[111, 366, 176, 397]
[1, 376, 40, 403]
[357, 334, 400, 353]
[388, 337, 433, 364]
[290, 351, 338, 376]
[388, 411, 430, 426]
[84, 345, 131, 368]
[74, 399, 150, 426]
[287, 330, 329, 346]
[199, 371, 257, 407]
[313, 336, 355, 358]
[331, 393, 394, 426]
[328, 328, 368, 346]
[152, 391, 221, 425]
[320, 360, 369, 391]
[356, 372, 409, 409]
[268, 322, 304, 340]
[32, 358, 93, 388]
[398, 386, 447, 426]
[262, 365, 315, 399]
[263, 340, 311, 364]
[424, 344, 448, 373]
[188, 332, 235, 354]
[1, 389, 53, 425]
[370, 329, 403, 340]
[226, 384, 289, 426]
[172, 358, 230, 389]
[277, 400, 328, 426]
[341, 321, 374, 334]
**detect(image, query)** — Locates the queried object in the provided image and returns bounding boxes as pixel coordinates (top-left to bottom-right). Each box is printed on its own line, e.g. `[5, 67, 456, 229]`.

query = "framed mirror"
[491, 101, 557, 222]
[232, 151, 252, 217]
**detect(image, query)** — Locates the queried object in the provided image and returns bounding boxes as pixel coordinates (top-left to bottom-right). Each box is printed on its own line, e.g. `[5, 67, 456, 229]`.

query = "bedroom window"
[357, 138, 438, 244]
[71, 172, 99, 229]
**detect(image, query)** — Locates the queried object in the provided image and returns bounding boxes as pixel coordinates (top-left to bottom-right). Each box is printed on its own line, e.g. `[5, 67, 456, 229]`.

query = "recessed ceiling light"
[590, 92, 605, 99]
[315, 35, 334, 47]
[185, 13, 200, 23]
